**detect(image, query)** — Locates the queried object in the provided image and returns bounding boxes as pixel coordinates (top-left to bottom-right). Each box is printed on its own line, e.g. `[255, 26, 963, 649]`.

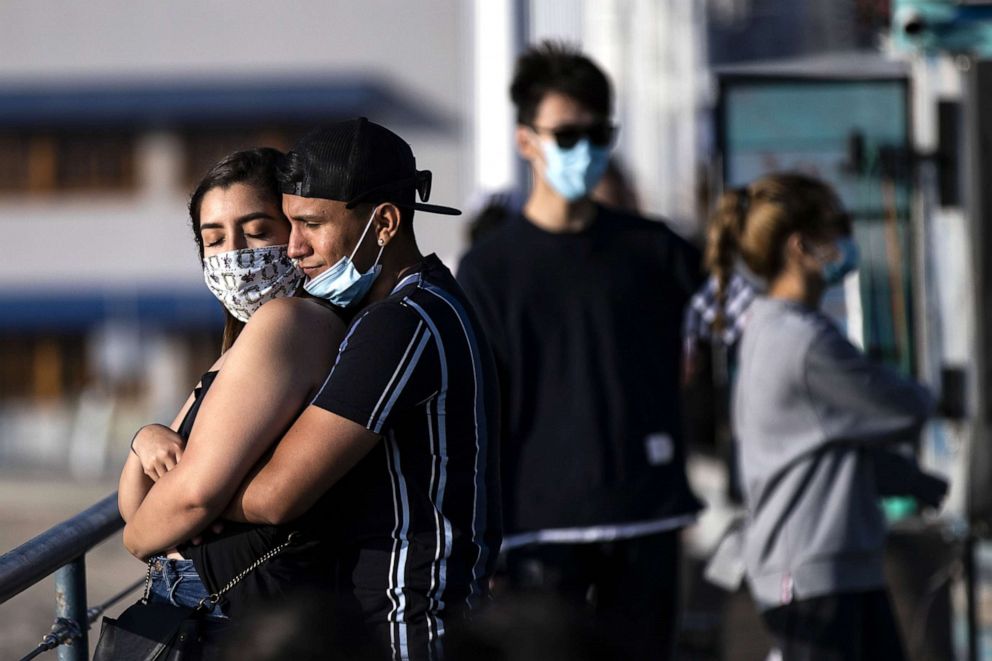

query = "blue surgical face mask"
[821, 237, 860, 286]
[303, 207, 384, 307]
[540, 137, 611, 202]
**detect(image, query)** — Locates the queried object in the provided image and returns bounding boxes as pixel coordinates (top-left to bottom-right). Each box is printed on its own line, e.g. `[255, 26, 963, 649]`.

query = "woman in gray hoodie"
[711, 172, 943, 660]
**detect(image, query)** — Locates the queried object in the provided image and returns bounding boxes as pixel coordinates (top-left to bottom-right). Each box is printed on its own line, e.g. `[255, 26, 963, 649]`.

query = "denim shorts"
[147, 556, 227, 619]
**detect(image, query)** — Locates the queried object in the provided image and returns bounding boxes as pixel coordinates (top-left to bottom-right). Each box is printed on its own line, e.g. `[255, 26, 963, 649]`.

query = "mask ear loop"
[370, 241, 385, 270]
[350, 205, 387, 272]
[349, 205, 381, 262]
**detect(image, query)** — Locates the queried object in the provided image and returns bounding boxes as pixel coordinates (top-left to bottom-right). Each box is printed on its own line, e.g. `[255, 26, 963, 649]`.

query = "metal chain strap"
[196, 531, 298, 610]
[140, 556, 154, 604]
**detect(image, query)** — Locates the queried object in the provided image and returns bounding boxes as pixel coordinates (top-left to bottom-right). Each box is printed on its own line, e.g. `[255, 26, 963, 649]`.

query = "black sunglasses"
[530, 121, 616, 149]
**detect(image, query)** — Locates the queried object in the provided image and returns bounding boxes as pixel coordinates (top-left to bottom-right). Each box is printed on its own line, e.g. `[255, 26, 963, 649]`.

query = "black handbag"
[93, 532, 298, 661]
[92, 601, 216, 661]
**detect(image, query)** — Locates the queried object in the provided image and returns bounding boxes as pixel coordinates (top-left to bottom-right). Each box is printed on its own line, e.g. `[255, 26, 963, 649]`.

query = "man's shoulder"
[394, 271, 497, 364]
[459, 215, 529, 266]
[403, 272, 478, 325]
[600, 206, 694, 247]
[598, 207, 703, 289]
[347, 296, 424, 342]
[352, 274, 468, 335]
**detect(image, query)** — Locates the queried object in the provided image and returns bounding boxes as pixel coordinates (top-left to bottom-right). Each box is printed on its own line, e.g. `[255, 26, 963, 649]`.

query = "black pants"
[762, 589, 906, 661]
[503, 530, 680, 660]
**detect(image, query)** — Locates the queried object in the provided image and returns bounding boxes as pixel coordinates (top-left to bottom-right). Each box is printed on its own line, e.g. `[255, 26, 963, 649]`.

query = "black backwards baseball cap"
[278, 117, 461, 215]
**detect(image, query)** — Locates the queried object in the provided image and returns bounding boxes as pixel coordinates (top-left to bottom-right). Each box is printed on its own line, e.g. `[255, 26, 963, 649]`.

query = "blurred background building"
[0, 0, 897, 476]
[0, 0, 468, 476]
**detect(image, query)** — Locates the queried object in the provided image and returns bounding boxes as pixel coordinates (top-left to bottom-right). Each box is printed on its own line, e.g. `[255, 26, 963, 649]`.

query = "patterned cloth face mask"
[202, 245, 302, 322]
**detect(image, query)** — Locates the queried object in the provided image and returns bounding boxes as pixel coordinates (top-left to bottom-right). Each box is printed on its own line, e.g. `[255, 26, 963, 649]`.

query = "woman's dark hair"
[510, 40, 612, 126]
[188, 147, 286, 353]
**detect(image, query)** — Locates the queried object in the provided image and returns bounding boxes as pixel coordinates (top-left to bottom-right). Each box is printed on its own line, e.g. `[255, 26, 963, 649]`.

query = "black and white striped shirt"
[312, 254, 502, 661]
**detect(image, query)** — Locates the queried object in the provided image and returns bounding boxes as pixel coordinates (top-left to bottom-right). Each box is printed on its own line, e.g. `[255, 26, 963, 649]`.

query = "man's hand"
[131, 424, 186, 481]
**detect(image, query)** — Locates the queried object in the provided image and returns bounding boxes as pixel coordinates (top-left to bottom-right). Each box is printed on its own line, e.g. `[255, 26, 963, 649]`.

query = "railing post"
[55, 556, 88, 661]
[964, 533, 980, 661]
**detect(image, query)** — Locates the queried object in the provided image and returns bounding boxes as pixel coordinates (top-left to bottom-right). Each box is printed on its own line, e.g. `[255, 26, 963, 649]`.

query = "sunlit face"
[283, 194, 383, 281]
[198, 183, 291, 258]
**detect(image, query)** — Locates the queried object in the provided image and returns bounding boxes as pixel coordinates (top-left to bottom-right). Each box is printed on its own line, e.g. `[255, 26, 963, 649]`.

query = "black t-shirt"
[310, 254, 502, 651]
[457, 205, 705, 535]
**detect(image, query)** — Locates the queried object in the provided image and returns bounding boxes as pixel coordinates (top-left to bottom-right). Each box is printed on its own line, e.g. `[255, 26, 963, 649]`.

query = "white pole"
[471, 0, 525, 200]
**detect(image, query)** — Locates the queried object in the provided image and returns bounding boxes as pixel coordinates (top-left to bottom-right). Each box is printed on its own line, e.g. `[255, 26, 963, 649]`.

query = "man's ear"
[515, 125, 539, 162]
[375, 203, 404, 246]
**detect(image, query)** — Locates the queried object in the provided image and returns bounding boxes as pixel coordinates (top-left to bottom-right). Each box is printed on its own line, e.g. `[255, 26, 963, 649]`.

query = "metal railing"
[0, 492, 142, 661]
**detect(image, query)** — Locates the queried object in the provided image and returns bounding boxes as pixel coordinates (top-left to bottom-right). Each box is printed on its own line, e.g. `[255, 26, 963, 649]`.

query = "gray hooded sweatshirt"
[734, 297, 934, 610]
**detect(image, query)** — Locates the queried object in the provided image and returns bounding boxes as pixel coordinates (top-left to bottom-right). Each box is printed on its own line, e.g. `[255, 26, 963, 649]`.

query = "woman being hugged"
[716, 173, 943, 660]
[117, 147, 346, 619]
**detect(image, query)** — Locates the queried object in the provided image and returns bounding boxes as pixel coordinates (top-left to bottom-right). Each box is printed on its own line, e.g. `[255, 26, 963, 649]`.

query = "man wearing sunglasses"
[457, 42, 704, 659]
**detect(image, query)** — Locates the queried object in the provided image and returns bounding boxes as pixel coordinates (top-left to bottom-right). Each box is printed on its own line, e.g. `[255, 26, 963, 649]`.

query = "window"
[0, 334, 87, 401]
[57, 132, 136, 191]
[0, 130, 136, 193]
[0, 133, 34, 191]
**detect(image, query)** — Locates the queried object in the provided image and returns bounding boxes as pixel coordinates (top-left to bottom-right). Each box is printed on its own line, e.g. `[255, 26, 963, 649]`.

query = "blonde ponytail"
[705, 187, 748, 334]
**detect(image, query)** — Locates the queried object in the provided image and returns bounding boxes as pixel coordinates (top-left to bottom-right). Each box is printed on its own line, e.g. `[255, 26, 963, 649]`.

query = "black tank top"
[174, 371, 335, 618]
